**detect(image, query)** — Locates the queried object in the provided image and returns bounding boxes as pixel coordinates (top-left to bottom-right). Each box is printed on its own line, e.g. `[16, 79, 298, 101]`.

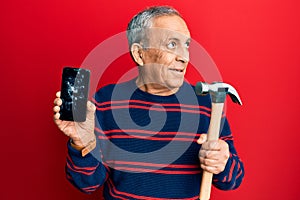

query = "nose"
[175, 48, 189, 63]
[176, 55, 189, 63]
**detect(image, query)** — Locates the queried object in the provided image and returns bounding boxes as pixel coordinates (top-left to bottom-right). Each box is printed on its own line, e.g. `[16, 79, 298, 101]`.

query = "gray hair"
[126, 6, 182, 48]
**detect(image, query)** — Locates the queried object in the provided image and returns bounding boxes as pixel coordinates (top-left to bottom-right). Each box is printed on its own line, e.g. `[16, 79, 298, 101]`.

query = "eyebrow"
[168, 37, 191, 43]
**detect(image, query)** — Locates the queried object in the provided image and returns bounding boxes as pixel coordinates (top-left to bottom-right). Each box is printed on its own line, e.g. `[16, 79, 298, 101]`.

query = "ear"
[130, 43, 144, 66]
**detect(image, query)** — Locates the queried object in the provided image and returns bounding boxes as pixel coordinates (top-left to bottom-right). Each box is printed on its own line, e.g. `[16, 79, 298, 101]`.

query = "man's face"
[139, 15, 191, 95]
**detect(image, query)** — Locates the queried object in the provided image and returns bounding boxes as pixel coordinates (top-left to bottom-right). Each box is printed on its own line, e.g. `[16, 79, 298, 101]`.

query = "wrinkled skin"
[135, 15, 190, 96]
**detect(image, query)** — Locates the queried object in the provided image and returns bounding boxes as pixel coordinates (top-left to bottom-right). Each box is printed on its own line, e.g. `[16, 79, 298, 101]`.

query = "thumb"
[86, 101, 96, 120]
[197, 134, 207, 144]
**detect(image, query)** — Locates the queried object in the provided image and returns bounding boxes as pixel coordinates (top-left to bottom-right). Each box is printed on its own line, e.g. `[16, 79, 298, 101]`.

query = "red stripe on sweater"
[93, 98, 212, 112]
[222, 176, 227, 182]
[81, 184, 100, 193]
[107, 179, 199, 200]
[109, 166, 200, 175]
[220, 135, 233, 141]
[107, 179, 128, 200]
[66, 162, 96, 175]
[82, 184, 100, 190]
[227, 159, 236, 182]
[105, 160, 199, 169]
[67, 154, 99, 171]
[95, 127, 202, 138]
[236, 162, 243, 179]
[98, 135, 198, 142]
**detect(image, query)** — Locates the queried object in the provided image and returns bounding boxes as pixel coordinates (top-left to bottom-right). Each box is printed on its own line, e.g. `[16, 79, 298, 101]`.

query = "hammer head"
[195, 82, 242, 105]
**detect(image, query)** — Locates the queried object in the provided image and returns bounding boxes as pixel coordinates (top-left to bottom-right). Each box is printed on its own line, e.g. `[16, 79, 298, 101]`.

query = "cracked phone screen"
[59, 67, 90, 122]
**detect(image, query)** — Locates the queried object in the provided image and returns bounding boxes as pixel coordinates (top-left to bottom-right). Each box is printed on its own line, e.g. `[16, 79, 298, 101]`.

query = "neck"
[136, 76, 179, 96]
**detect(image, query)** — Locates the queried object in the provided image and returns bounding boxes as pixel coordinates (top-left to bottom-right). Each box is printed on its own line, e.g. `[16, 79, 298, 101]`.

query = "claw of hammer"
[195, 82, 242, 105]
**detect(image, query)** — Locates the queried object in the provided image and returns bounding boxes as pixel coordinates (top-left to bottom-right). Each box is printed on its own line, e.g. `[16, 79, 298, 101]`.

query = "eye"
[184, 41, 190, 49]
[167, 41, 177, 49]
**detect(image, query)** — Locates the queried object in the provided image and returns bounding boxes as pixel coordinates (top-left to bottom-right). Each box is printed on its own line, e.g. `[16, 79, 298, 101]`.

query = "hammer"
[195, 82, 242, 200]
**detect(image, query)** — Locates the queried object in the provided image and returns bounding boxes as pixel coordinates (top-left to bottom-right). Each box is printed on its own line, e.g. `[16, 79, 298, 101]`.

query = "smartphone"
[59, 67, 90, 122]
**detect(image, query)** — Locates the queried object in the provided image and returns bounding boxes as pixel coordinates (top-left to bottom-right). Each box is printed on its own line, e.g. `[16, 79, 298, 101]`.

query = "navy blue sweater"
[66, 79, 244, 199]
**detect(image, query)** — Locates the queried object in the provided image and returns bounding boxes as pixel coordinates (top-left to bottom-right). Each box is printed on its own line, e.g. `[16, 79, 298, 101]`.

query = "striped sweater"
[66, 79, 244, 199]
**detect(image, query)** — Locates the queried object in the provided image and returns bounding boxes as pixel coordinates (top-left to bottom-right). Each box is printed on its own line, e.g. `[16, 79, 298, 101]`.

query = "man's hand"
[53, 91, 96, 148]
[197, 134, 230, 174]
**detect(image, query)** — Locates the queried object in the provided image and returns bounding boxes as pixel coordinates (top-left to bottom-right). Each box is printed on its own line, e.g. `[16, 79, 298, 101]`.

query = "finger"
[201, 159, 227, 174]
[54, 98, 62, 106]
[200, 164, 218, 174]
[87, 101, 96, 112]
[199, 150, 222, 160]
[201, 140, 221, 151]
[53, 105, 60, 113]
[53, 112, 61, 121]
[199, 157, 219, 166]
[56, 91, 61, 98]
[86, 101, 96, 120]
[218, 139, 230, 151]
[197, 134, 207, 144]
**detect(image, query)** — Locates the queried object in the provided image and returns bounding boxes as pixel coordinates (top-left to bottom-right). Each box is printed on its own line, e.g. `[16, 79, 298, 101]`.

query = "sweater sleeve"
[65, 140, 108, 193]
[212, 118, 245, 190]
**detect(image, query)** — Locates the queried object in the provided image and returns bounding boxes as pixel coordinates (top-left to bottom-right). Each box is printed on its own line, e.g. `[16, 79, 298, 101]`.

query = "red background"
[1, 0, 299, 199]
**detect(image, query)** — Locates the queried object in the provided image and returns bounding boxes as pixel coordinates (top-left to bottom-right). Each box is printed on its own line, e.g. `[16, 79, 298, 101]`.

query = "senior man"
[53, 6, 244, 200]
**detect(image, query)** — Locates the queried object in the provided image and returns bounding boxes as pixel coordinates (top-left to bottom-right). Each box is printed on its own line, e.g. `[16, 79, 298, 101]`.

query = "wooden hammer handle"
[199, 102, 224, 200]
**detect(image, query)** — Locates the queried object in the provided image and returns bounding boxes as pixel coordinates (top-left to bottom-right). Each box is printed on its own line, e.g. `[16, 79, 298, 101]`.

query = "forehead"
[150, 15, 191, 38]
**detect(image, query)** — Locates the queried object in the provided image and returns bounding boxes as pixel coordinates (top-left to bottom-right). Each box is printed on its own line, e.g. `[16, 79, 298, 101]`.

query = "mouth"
[169, 68, 184, 73]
